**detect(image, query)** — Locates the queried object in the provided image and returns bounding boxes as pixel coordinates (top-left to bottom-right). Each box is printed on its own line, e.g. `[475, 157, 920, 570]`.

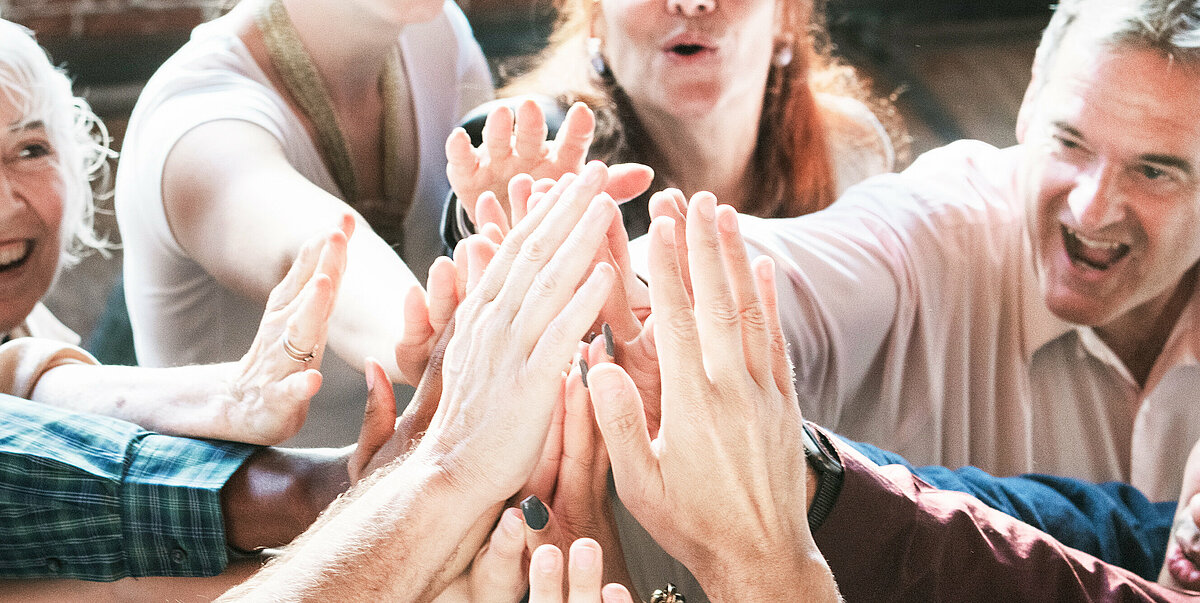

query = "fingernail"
[579, 358, 590, 388]
[521, 495, 549, 530]
[500, 508, 523, 538]
[582, 162, 604, 186]
[572, 543, 597, 570]
[538, 547, 560, 574]
[364, 360, 376, 391]
[602, 323, 615, 358]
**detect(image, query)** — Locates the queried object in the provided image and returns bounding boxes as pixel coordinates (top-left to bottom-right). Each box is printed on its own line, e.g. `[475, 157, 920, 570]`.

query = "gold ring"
[283, 336, 317, 363]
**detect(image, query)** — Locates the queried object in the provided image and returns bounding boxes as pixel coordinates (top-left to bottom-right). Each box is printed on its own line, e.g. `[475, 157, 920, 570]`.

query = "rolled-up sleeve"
[0, 395, 256, 581]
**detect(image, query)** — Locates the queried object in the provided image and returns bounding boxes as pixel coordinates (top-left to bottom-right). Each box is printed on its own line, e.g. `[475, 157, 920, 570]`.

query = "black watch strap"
[802, 422, 844, 531]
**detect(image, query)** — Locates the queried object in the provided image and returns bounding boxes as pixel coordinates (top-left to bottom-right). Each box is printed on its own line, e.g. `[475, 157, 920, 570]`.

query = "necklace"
[254, 0, 417, 247]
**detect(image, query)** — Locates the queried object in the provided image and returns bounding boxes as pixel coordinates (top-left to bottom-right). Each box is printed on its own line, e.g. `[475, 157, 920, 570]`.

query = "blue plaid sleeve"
[0, 394, 257, 581]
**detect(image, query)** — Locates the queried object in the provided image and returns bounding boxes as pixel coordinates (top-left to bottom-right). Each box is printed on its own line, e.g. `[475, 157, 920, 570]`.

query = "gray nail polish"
[579, 358, 590, 388]
[602, 322, 615, 357]
[521, 495, 549, 530]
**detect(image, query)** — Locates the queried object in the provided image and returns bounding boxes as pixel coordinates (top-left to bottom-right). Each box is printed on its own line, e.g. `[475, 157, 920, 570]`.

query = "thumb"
[606, 163, 655, 203]
[587, 363, 657, 500]
[349, 357, 397, 482]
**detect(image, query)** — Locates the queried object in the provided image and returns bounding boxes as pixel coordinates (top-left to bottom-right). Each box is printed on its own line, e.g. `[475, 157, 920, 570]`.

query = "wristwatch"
[801, 422, 844, 531]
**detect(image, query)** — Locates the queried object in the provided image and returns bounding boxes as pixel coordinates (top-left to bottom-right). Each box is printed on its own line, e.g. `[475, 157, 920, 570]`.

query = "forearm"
[29, 362, 243, 440]
[816, 436, 1192, 602]
[323, 230, 419, 383]
[220, 443, 501, 601]
[221, 446, 351, 552]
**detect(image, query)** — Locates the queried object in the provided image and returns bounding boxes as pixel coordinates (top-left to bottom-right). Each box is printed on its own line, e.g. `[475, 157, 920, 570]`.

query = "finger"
[753, 255, 796, 397]
[283, 273, 334, 365]
[445, 127, 479, 191]
[601, 584, 634, 603]
[529, 544, 565, 603]
[604, 163, 654, 203]
[567, 538, 604, 603]
[527, 263, 616, 378]
[470, 173, 578, 306]
[476, 190, 512, 236]
[483, 104, 516, 163]
[646, 217, 705, 403]
[492, 165, 610, 316]
[554, 102, 595, 170]
[349, 357, 398, 482]
[509, 173, 535, 226]
[398, 284, 434, 349]
[465, 235, 497, 295]
[515, 98, 550, 161]
[512, 195, 618, 339]
[426, 257, 459, 334]
[715, 204, 770, 381]
[521, 392, 566, 503]
[452, 238, 470, 302]
[649, 189, 693, 301]
[265, 231, 326, 311]
[533, 178, 557, 195]
[561, 358, 603, 495]
[313, 228, 350, 305]
[587, 363, 659, 505]
[471, 508, 530, 600]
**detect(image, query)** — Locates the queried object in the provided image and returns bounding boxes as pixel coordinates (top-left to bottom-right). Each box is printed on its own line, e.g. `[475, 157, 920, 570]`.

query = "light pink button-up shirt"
[740, 139, 1199, 501]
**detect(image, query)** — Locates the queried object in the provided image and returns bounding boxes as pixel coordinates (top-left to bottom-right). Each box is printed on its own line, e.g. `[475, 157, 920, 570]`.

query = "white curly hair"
[0, 19, 113, 267]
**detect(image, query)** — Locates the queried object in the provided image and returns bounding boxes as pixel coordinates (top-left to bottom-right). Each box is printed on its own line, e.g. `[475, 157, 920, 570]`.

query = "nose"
[667, 0, 716, 17]
[1066, 163, 1125, 231]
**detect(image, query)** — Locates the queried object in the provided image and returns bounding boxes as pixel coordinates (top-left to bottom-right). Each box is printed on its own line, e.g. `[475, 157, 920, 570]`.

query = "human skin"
[1019, 35, 1200, 385]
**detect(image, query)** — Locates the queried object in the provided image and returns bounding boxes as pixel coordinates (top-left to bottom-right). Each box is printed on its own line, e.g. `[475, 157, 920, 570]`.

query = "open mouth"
[670, 43, 708, 57]
[1061, 225, 1130, 271]
[0, 240, 33, 273]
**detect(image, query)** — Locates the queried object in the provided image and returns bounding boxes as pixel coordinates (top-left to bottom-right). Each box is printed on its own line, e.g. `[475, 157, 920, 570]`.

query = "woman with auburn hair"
[444, 0, 906, 243]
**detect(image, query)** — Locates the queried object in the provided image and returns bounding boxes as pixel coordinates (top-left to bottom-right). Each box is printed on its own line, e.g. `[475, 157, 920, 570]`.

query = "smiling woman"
[0, 19, 110, 337]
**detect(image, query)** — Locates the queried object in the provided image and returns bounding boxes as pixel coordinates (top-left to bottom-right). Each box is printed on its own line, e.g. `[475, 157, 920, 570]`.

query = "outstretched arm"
[25, 225, 351, 445]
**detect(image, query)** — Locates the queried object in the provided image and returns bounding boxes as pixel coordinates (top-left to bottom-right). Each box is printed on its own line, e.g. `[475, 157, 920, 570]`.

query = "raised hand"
[418, 161, 619, 509]
[446, 99, 653, 227]
[1160, 438, 1200, 589]
[586, 195, 839, 601]
[222, 216, 352, 444]
[392, 255, 459, 385]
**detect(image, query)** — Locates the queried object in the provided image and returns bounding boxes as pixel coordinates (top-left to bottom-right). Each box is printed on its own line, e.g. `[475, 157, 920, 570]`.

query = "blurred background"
[0, 0, 1051, 355]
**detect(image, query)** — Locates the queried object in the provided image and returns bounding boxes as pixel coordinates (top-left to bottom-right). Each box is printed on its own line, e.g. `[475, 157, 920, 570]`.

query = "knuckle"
[738, 304, 768, 329]
[519, 235, 553, 265]
[662, 311, 698, 336]
[608, 408, 642, 441]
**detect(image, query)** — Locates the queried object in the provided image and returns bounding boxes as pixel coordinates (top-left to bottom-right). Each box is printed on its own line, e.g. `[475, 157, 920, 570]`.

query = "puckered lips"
[1061, 225, 1131, 271]
[0, 239, 33, 274]
[663, 32, 718, 61]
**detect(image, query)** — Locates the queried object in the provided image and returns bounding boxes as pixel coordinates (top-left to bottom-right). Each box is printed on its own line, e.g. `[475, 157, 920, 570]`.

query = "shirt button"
[170, 548, 187, 564]
[45, 558, 62, 573]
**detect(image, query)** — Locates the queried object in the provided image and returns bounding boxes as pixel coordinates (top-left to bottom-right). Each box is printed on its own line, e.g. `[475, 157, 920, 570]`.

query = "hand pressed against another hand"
[417, 161, 620, 509]
[223, 216, 353, 445]
[446, 99, 653, 226]
[392, 255, 459, 385]
[587, 196, 839, 602]
[1160, 438, 1200, 590]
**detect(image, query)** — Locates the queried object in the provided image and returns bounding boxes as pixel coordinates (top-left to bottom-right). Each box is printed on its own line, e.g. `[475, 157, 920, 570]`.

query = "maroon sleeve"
[812, 432, 1200, 602]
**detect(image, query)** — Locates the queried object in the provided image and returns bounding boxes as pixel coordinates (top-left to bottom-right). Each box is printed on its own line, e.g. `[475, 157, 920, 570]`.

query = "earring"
[588, 36, 615, 83]
[773, 43, 793, 68]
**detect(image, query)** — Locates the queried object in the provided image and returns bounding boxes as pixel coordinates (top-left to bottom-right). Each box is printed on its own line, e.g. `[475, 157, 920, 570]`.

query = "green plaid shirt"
[0, 394, 256, 581]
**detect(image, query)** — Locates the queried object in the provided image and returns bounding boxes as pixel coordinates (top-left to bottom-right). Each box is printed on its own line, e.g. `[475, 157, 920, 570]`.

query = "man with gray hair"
[714, 0, 1200, 502]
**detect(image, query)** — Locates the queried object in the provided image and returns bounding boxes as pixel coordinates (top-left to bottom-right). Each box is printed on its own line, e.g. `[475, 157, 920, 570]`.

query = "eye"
[17, 142, 52, 160]
[1136, 164, 1167, 180]
[1052, 134, 1082, 151]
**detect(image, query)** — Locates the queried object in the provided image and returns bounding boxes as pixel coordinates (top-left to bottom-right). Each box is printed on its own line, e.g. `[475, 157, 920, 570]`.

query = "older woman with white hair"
[0, 18, 352, 446]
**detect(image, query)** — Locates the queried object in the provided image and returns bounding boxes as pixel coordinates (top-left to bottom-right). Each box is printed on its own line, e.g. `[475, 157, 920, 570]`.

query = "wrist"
[221, 447, 347, 551]
[410, 434, 510, 511]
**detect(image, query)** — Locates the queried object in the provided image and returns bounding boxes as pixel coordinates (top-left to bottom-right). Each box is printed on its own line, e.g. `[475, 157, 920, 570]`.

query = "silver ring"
[283, 336, 317, 363]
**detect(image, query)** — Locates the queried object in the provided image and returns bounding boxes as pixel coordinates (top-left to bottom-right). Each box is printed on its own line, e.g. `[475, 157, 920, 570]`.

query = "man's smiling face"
[1022, 37, 1200, 332]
